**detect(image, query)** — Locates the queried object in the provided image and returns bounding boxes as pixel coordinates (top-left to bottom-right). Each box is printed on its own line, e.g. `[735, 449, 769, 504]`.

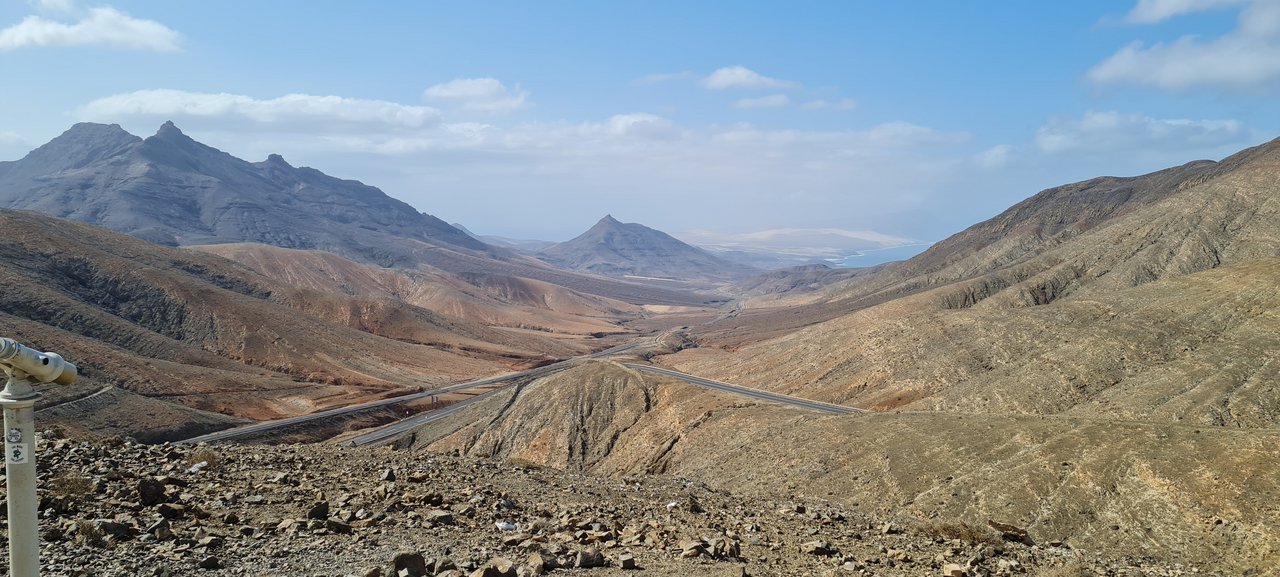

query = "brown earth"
[194, 243, 650, 340]
[0, 209, 611, 441]
[408, 361, 1280, 574]
[18, 433, 1191, 577]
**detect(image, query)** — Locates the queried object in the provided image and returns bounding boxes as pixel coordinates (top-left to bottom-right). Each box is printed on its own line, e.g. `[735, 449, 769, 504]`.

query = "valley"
[0, 122, 1278, 575]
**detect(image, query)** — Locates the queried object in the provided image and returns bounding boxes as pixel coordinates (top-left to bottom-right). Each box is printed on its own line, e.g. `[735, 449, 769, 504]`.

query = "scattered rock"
[392, 551, 427, 577]
[800, 540, 835, 556]
[987, 520, 1034, 546]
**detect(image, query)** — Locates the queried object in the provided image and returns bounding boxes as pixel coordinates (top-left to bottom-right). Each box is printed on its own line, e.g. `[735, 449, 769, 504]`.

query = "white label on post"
[6, 442, 28, 464]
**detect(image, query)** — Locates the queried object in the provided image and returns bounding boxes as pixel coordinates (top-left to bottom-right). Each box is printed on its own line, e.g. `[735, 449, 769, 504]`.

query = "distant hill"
[539, 215, 757, 284]
[452, 222, 556, 253]
[0, 122, 723, 307]
[0, 208, 573, 441]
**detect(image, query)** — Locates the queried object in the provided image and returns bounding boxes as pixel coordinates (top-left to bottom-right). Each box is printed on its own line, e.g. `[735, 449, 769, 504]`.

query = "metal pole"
[0, 375, 40, 577]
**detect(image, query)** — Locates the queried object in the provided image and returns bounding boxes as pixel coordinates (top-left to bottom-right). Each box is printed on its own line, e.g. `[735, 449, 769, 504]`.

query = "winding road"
[180, 337, 861, 446]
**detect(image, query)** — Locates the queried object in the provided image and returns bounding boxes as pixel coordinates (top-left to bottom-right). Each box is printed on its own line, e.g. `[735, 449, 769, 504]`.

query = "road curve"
[177, 341, 647, 445]
[622, 364, 863, 415]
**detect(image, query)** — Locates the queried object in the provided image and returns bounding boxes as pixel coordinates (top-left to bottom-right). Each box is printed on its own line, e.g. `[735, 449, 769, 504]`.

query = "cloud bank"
[0, 4, 179, 51]
[79, 89, 441, 130]
[424, 78, 528, 114]
[1092, 0, 1280, 90]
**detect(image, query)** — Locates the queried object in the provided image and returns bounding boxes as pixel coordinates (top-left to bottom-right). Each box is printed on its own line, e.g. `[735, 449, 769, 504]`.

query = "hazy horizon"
[3, 0, 1278, 248]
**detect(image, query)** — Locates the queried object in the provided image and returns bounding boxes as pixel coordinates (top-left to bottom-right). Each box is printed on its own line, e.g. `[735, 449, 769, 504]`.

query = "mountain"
[0, 122, 483, 258]
[398, 138, 1280, 572]
[0, 123, 723, 308]
[538, 215, 757, 285]
[672, 136, 1280, 426]
[0, 208, 573, 441]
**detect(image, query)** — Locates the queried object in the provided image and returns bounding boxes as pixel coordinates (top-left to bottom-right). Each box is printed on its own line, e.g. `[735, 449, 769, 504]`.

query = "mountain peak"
[153, 120, 189, 140]
[540, 216, 756, 283]
[264, 153, 292, 168]
[9, 122, 140, 174]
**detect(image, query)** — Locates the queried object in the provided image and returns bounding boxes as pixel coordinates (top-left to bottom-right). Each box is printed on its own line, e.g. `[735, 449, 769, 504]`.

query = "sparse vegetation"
[48, 473, 93, 502]
[74, 519, 105, 547]
[187, 447, 222, 471]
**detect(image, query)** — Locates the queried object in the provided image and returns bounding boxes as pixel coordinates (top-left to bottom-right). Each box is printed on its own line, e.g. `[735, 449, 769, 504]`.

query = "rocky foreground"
[5, 433, 1204, 577]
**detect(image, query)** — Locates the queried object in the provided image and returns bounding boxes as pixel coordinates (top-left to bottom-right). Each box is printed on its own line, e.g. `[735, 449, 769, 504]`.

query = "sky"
[2, 0, 1279, 252]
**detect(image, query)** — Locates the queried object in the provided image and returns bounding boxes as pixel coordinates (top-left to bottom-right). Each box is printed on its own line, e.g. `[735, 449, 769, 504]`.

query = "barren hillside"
[0, 209, 572, 440]
[667, 137, 1280, 428]
[409, 362, 1280, 574]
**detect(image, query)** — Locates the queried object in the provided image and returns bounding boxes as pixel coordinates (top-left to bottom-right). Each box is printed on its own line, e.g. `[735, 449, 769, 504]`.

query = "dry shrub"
[187, 447, 222, 471]
[74, 520, 105, 547]
[48, 473, 93, 502]
[914, 520, 1002, 546]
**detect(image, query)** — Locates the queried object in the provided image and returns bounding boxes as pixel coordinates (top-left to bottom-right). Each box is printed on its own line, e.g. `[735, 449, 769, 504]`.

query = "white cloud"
[732, 94, 791, 109]
[424, 78, 528, 114]
[1125, 0, 1250, 23]
[702, 66, 797, 90]
[0, 5, 179, 51]
[1091, 0, 1280, 89]
[975, 144, 1014, 169]
[1035, 110, 1245, 154]
[79, 89, 440, 130]
[801, 98, 857, 111]
[633, 71, 696, 85]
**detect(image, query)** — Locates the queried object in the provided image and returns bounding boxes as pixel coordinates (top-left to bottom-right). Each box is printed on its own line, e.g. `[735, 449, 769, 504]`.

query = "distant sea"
[827, 243, 932, 268]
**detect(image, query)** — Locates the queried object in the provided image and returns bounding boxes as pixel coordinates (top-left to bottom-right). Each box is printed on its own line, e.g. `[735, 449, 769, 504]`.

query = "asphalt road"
[177, 337, 860, 446]
[177, 340, 645, 445]
[622, 364, 863, 415]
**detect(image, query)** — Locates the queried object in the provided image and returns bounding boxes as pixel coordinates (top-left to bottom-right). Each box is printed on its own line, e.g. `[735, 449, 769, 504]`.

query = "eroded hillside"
[407, 362, 1280, 574]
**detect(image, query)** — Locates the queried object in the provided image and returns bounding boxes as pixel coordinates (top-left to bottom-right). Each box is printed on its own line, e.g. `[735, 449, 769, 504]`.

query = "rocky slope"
[539, 216, 757, 286]
[19, 432, 1167, 577]
[407, 361, 1280, 575]
[673, 136, 1280, 426]
[0, 209, 578, 441]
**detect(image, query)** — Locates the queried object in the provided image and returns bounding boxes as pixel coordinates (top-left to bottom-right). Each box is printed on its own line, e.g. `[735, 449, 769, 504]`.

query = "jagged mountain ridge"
[0, 122, 722, 307]
[0, 122, 483, 259]
[539, 215, 757, 284]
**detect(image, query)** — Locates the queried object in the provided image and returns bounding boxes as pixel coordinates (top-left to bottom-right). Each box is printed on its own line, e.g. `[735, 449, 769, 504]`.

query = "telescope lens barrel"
[0, 338, 77, 385]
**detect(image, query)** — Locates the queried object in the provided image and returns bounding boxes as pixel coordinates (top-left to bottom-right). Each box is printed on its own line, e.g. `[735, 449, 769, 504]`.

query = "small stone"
[197, 556, 220, 570]
[800, 540, 834, 556]
[426, 509, 454, 525]
[618, 552, 637, 570]
[575, 548, 607, 568]
[307, 501, 330, 520]
[392, 551, 427, 577]
[942, 563, 967, 577]
[381, 468, 397, 482]
[363, 568, 384, 577]
[138, 477, 167, 506]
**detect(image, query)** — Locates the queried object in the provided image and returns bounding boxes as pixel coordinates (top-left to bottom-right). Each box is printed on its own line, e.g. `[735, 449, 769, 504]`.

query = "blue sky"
[2, 0, 1278, 252]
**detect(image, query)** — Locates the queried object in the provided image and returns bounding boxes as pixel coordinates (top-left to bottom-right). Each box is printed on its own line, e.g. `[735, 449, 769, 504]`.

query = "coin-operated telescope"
[0, 338, 77, 387]
[0, 337, 78, 577]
